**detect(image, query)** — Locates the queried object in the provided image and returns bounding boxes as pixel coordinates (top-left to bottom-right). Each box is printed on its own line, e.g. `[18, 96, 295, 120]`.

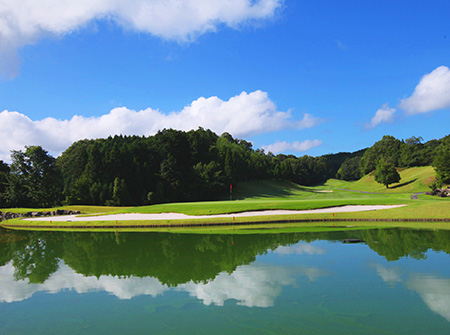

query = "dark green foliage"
[359, 135, 440, 176]
[433, 136, 450, 184]
[374, 159, 401, 188]
[0, 160, 9, 207]
[6, 146, 63, 207]
[360, 135, 403, 175]
[336, 156, 362, 181]
[54, 128, 335, 206]
[2, 130, 448, 208]
[273, 155, 330, 186]
[324, 149, 366, 178]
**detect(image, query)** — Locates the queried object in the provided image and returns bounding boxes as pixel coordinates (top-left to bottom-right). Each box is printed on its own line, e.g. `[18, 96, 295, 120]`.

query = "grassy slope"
[116, 166, 437, 215]
[330, 166, 436, 193]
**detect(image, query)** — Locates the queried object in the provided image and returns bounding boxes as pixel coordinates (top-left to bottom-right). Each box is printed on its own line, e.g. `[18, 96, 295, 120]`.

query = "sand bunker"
[25, 205, 406, 222]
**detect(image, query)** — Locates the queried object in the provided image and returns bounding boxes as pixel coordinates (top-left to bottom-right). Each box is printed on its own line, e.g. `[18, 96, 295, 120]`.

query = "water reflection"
[373, 263, 450, 322]
[1, 228, 450, 327]
[274, 243, 326, 255]
[408, 275, 450, 322]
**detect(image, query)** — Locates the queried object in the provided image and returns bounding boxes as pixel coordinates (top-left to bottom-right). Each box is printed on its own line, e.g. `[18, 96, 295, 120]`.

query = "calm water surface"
[0, 228, 450, 334]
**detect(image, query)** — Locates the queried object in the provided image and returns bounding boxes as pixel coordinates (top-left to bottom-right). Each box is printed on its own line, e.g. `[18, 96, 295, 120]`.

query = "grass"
[332, 166, 437, 193]
[1, 166, 449, 233]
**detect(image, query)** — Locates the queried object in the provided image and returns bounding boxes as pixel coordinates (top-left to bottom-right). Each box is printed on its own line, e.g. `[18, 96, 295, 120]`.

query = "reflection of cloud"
[275, 243, 326, 256]
[0, 260, 327, 307]
[374, 264, 402, 286]
[0, 261, 168, 303]
[0, 263, 38, 303]
[178, 264, 295, 307]
[373, 263, 450, 322]
[407, 275, 450, 322]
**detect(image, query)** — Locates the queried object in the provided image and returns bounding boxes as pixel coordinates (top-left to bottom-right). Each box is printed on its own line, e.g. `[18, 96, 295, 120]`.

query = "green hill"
[329, 166, 437, 194]
[233, 166, 437, 198]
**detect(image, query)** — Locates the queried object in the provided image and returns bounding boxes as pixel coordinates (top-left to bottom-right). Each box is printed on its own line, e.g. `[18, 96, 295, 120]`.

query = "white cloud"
[0, 90, 319, 162]
[366, 103, 396, 129]
[399, 66, 450, 115]
[0, 0, 282, 77]
[262, 139, 322, 154]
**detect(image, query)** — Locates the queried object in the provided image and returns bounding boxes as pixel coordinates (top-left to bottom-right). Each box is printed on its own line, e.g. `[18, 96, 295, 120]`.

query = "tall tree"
[433, 138, 450, 184]
[6, 146, 63, 207]
[0, 160, 10, 207]
[360, 135, 403, 175]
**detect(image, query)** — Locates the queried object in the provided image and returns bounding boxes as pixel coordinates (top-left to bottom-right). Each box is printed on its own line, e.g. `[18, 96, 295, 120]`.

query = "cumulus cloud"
[0, 90, 319, 162]
[400, 66, 450, 115]
[366, 103, 396, 129]
[0, 0, 282, 77]
[262, 139, 322, 154]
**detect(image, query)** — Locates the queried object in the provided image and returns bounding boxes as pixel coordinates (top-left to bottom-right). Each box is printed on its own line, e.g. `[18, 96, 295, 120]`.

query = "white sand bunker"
[25, 205, 406, 222]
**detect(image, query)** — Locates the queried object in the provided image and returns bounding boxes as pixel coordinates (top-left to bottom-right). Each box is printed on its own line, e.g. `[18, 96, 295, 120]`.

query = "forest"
[0, 128, 449, 208]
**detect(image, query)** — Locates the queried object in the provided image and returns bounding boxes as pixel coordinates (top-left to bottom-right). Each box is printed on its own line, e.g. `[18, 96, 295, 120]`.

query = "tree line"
[0, 129, 449, 208]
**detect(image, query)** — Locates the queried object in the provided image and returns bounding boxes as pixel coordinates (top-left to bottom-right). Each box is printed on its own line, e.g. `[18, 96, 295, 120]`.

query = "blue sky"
[1, 0, 450, 162]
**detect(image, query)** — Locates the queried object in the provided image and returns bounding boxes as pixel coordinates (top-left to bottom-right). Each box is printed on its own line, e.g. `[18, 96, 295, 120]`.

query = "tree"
[336, 156, 362, 181]
[374, 159, 401, 188]
[0, 160, 10, 207]
[433, 139, 450, 184]
[360, 135, 403, 175]
[6, 146, 63, 207]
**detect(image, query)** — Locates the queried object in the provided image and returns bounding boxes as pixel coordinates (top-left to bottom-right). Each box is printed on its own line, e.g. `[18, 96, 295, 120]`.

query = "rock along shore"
[0, 210, 80, 222]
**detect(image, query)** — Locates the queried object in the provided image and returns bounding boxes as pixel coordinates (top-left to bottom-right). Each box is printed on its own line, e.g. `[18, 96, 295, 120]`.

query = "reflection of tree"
[12, 232, 61, 284]
[360, 229, 450, 261]
[1, 228, 450, 285]
[60, 233, 310, 286]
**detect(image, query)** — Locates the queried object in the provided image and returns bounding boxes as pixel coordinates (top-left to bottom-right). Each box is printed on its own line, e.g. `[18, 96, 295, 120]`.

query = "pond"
[0, 228, 449, 334]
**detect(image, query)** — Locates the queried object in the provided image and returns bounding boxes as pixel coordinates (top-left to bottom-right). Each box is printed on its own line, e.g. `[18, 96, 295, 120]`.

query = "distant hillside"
[233, 166, 437, 199]
[334, 166, 436, 193]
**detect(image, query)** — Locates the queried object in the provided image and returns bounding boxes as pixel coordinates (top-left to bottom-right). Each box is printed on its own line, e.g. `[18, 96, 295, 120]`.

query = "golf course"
[2, 166, 449, 233]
